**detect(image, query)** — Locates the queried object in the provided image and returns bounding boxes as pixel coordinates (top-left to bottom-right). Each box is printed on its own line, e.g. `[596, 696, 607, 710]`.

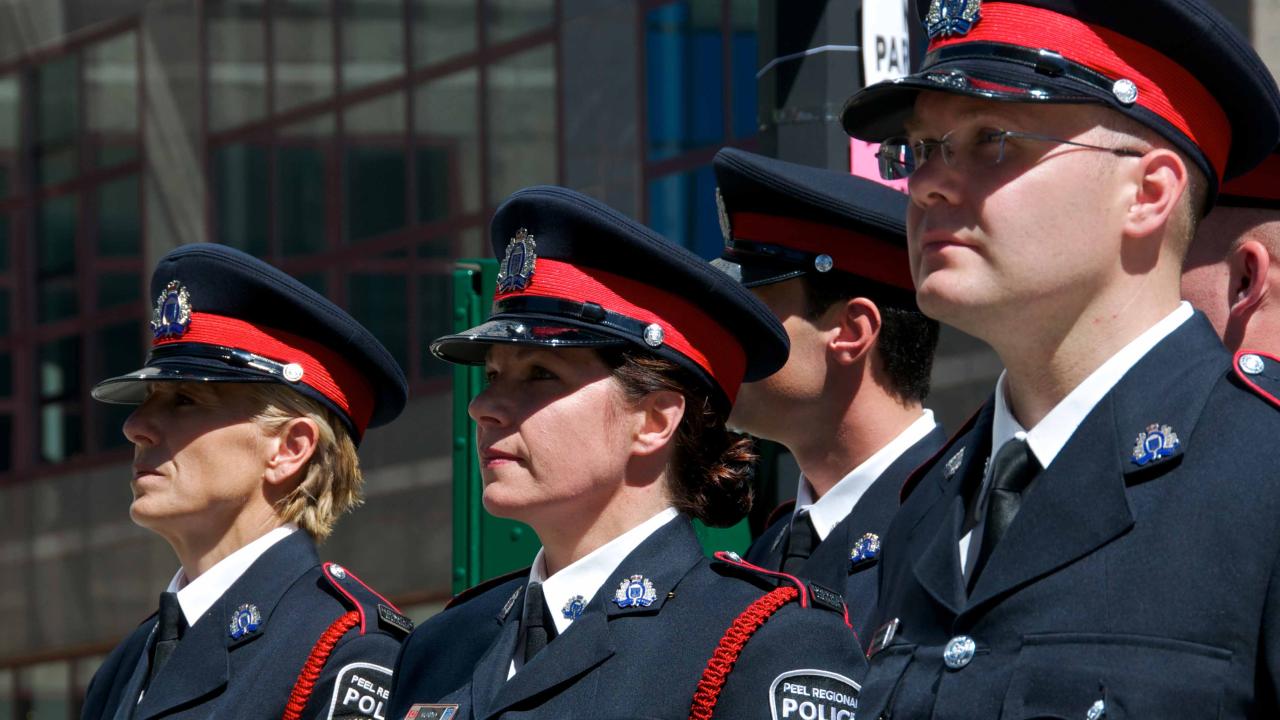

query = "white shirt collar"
[509, 507, 679, 679]
[990, 301, 1193, 469]
[795, 410, 937, 540]
[164, 525, 299, 627]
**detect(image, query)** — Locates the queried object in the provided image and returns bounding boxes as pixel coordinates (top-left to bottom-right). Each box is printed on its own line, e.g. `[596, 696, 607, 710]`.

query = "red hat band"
[1219, 153, 1280, 209]
[730, 212, 914, 291]
[155, 313, 375, 434]
[494, 258, 748, 402]
[929, 2, 1231, 182]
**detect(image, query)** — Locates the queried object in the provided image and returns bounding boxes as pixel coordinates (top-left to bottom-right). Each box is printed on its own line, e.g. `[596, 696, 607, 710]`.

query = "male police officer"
[82, 244, 413, 720]
[840, 0, 1280, 716]
[713, 148, 944, 643]
[1182, 150, 1280, 353]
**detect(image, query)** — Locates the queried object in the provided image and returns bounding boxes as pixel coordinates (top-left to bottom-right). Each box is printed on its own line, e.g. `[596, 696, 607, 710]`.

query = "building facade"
[0, 0, 1271, 715]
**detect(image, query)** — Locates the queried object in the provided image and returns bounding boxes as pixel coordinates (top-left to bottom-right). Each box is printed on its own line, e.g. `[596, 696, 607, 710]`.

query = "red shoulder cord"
[282, 610, 361, 720]
[687, 586, 799, 720]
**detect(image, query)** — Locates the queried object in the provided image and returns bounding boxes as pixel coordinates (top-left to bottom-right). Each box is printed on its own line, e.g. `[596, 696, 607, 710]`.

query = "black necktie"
[970, 438, 1041, 585]
[521, 582, 557, 664]
[146, 592, 185, 690]
[781, 512, 819, 575]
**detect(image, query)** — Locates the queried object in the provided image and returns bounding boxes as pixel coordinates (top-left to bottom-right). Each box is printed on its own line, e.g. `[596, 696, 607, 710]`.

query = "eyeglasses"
[876, 128, 1146, 181]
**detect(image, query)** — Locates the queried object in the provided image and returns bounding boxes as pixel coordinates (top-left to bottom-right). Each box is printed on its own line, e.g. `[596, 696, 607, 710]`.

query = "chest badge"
[151, 280, 192, 339]
[562, 594, 587, 621]
[228, 603, 262, 640]
[1131, 423, 1180, 466]
[924, 0, 982, 39]
[496, 228, 537, 293]
[612, 574, 657, 609]
[849, 533, 882, 571]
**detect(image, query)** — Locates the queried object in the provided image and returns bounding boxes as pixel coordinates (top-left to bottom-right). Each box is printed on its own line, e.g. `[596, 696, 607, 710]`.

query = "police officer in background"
[82, 244, 413, 720]
[840, 0, 1280, 716]
[712, 147, 944, 644]
[1182, 150, 1280, 354]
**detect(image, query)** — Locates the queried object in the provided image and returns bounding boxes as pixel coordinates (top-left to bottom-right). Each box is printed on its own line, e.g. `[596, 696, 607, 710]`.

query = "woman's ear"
[263, 417, 320, 488]
[631, 390, 686, 456]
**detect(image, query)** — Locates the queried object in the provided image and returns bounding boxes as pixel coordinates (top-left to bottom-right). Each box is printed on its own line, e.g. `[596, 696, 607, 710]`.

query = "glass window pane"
[86, 32, 139, 168]
[347, 273, 408, 368]
[418, 271, 451, 378]
[0, 352, 10, 396]
[0, 290, 9, 336]
[340, 0, 405, 90]
[39, 338, 82, 463]
[98, 323, 143, 449]
[38, 195, 79, 324]
[213, 142, 270, 256]
[0, 668, 13, 720]
[647, 165, 720, 259]
[0, 76, 20, 198]
[274, 0, 335, 113]
[17, 662, 69, 720]
[645, 1, 725, 161]
[34, 54, 81, 186]
[278, 115, 333, 256]
[97, 174, 140, 257]
[344, 92, 407, 242]
[731, 0, 758, 139]
[97, 272, 141, 308]
[412, 0, 476, 67]
[0, 214, 10, 272]
[486, 44, 557, 204]
[208, 0, 268, 132]
[414, 68, 480, 221]
[486, 0, 554, 45]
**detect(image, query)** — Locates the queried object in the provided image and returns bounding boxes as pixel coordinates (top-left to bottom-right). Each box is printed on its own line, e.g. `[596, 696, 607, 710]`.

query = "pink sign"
[849, 139, 908, 194]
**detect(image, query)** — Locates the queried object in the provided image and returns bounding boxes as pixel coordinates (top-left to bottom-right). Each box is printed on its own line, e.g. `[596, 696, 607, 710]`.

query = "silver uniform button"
[943, 635, 976, 669]
[1112, 78, 1138, 105]
[329, 564, 347, 579]
[1086, 699, 1106, 720]
[814, 254, 834, 273]
[1240, 353, 1265, 375]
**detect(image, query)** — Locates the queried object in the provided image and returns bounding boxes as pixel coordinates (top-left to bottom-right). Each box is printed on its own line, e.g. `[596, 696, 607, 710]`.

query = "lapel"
[481, 516, 704, 718]
[469, 582, 526, 720]
[909, 405, 993, 619]
[135, 532, 319, 719]
[844, 423, 950, 551]
[100, 620, 154, 720]
[964, 315, 1226, 612]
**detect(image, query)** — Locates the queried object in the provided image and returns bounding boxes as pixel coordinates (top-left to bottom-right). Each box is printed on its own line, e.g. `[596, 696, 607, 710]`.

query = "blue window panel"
[646, 2, 725, 161]
[647, 164, 720, 260]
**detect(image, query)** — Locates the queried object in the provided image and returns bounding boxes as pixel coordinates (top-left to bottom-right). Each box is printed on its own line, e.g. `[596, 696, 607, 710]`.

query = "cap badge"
[497, 228, 537, 293]
[715, 187, 732, 244]
[151, 280, 192, 339]
[849, 532, 881, 570]
[228, 603, 262, 640]
[1131, 423, 1180, 466]
[612, 574, 657, 609]
[562, 594, 587, 621]
[924, 0, 982, 39]
[643, 323, 665, 348]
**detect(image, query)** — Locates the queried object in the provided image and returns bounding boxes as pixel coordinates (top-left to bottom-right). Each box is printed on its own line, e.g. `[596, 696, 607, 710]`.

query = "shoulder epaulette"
[901, 406, 982, 503]
[320, 561, 413, 637]
[710, 551, 850, 624]
[764, 500, 797, 530]
[445, 566, 531, 611]
[1234, 350, 1280, 410]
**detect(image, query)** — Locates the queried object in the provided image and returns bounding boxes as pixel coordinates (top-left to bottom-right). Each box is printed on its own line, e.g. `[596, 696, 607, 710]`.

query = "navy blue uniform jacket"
[860, 314, 1280, 719]
[388, 515, 865, 720]
[81, 531, 410, 720]
[745, 424, 946, 646]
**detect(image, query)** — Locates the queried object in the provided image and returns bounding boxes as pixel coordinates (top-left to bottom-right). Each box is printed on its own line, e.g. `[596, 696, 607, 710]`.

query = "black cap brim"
[710, 257, 806, 289]
[431, 315, 629, 365]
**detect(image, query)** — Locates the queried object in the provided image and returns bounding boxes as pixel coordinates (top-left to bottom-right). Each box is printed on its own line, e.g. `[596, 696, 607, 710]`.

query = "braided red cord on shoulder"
[687, 586, 799, 720]
[282, 610, 361, 720]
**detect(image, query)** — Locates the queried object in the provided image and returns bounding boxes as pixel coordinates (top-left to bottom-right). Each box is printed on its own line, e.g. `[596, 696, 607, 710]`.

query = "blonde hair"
[245, 384, 364, 542]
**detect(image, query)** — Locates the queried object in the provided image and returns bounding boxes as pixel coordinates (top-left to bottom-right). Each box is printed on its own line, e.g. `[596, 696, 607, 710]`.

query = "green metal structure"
[450, 258, 753, 595]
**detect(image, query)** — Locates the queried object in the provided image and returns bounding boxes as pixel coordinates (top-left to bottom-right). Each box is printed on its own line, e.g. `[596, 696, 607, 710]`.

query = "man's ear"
[1122, 148, 1188, 240]
[263, 417, 320, 488]
[828, 297, 880, 366]
[1227, 239, 1271, 318]
[630, 390, 686, 457]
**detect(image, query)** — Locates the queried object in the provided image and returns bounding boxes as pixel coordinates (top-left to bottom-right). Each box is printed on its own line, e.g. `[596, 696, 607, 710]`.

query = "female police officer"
[388, 186, 864, 720]
[82, 243, 413, 720]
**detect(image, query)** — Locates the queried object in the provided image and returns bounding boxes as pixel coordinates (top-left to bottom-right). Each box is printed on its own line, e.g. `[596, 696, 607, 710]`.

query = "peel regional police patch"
[326, 662, 393, 719]
[769, 669, 860, 720]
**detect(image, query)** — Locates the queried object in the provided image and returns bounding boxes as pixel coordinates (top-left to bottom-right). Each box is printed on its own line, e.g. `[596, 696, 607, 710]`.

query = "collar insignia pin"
[228, 603, 262, 640]
[499, 586, 522, 621]
[562, 595, 587, 621]
[151, 280, 192, 339]
[612, 574, 657, 609]
[496, 228, 537, 293]
[1131, 423, 1180, 466]
[944, 447, 965, 479]
[849, 533, 881, 570]
[925, 0, 982, 39]
[715, 187, 731, 243]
